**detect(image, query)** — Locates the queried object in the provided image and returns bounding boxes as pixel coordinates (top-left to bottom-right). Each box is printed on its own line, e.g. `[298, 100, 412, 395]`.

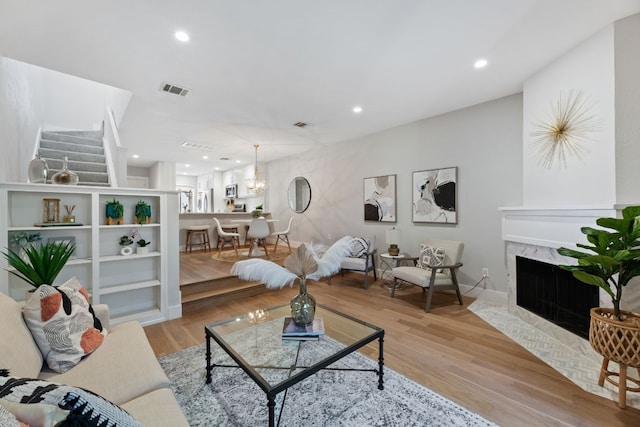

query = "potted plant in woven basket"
[557, 205, 640, 408]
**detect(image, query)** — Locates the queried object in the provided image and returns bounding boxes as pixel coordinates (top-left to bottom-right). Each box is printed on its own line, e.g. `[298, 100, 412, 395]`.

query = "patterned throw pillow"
[22, 277, 107, 373]
[0, 373, 142, 427]
[349, 237, 369, 258]
[417, 245, 445, 271]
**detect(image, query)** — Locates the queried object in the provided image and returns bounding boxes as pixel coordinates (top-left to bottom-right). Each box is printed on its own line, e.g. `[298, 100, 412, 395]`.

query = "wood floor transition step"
[180, 276, 271, 312]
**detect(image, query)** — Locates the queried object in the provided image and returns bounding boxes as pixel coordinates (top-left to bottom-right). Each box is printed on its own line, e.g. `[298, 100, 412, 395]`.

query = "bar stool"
[185, 225, 211, 253]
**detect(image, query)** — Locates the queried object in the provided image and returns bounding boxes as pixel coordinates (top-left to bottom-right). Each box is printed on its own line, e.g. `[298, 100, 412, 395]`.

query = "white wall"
[522, 25, 616, 207]
[0, 57, 46, 183]
[267, 94, 524, 294]
[614, 13, 640, 204]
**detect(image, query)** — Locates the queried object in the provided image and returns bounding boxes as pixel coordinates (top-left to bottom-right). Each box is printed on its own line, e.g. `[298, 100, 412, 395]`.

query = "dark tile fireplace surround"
[516, 256, 599, 339]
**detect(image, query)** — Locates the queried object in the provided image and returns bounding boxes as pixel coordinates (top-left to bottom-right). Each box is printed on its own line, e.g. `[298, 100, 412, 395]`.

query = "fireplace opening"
[516, 256, 599, 339]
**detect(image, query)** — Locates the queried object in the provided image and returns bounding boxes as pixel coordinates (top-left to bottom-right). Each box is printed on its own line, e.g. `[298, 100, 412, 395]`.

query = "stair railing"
[103, 106, 128, 187]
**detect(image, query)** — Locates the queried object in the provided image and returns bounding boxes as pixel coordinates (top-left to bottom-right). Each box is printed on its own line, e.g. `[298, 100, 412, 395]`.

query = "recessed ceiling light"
[474, 59, 488, 69]
[132, 154, 139, 159]
[236, 160, 241, 164]
[202, 155, 208, 160]
[353, 106, 363, 114]
[214, 167, 219, 171]
[185, 164, 190, 168]
[175, 31, 190, 42]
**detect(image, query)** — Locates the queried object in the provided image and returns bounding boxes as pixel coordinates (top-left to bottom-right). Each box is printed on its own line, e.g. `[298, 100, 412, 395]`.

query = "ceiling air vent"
[181, 141, 215, 151]
[293, 122, 308, 128]
[161, 82, 190, 96]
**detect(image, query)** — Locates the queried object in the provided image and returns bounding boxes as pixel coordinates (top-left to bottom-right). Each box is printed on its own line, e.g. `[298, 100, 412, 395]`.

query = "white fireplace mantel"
[499, 206, 617, 249]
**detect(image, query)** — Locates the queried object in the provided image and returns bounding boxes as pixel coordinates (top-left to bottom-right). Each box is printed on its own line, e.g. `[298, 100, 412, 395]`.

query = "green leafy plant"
[136, 239, 151, 247]
[2, 241, 75, 288]
[119, 235, 134, 246]
[557, 205, 640, 320]
[105, 198, 124, 218]
[135, 200, 150, 223]
[9, 232, 42, 248]
[251, 204, 264, 218]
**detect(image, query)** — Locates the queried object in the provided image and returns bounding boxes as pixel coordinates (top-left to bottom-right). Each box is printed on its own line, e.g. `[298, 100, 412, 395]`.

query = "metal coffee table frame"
[205, 304, 385, 427]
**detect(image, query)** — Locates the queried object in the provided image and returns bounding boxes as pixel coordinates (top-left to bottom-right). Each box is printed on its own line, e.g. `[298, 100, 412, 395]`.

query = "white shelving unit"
[0, 183, 180, 326]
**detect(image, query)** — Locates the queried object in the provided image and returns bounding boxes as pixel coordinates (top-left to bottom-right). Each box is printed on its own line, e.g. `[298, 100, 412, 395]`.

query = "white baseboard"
[167, 303, 183, 320]
[459, 284, 507, 305]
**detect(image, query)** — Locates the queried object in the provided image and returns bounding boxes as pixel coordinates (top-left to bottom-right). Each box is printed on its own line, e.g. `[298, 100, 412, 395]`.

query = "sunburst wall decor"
[530, 89, 601, 169]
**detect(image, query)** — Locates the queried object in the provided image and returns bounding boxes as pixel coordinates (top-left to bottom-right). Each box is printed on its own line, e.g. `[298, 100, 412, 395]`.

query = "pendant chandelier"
[246, 144, 267, 193]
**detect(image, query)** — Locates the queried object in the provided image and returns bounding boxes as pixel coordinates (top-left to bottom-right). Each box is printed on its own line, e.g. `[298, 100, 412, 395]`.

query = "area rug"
[213, 245, 293, 264]
[158, 320, 497, 427]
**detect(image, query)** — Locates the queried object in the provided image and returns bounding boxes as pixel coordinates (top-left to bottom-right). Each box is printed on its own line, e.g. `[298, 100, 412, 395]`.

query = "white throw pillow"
[417, 245, 445, 271]
[22, 277, 107, 373]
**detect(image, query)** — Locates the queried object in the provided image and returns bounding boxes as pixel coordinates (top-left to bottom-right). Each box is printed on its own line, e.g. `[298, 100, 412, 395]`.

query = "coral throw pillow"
[22, 277, 107, 373]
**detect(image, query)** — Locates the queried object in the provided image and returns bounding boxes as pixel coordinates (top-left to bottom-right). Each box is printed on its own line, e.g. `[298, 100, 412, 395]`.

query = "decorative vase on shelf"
[290, 279, 316, 326]
[51, 157, 79, 185]
[28, 154, 49, 184]
[120, 246, 133, 256]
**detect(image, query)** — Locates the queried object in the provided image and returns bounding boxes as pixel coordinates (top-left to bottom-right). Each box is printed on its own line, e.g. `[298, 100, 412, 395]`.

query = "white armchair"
[391, 238, 464, 312]
[328, 237, 377, 289]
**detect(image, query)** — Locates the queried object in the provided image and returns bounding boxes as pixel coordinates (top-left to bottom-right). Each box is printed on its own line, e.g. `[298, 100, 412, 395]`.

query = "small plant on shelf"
[105, 198, 124, 225]
[119, 235, 134, 246]
[136, 238, 151, 247]
[135, 200, 151, 225]
[1, 241, 75, 289]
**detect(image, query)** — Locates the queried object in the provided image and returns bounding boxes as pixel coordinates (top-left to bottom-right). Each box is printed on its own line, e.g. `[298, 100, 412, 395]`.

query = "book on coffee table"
[282, 317, 325, 340]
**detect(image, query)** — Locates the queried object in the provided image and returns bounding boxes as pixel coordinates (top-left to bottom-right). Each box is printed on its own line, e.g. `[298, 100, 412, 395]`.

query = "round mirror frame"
[288, 177, 311, 213]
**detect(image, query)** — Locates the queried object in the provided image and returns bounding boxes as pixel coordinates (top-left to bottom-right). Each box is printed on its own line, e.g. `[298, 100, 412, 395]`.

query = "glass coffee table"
[205, 304, 385, 427]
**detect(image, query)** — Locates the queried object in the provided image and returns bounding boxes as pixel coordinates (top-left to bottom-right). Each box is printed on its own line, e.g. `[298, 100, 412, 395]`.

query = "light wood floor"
[146, 252, 640, 426]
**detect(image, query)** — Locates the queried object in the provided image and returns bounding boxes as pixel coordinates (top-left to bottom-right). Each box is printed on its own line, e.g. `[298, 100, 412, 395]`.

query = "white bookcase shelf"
[0, 183, 180, 326]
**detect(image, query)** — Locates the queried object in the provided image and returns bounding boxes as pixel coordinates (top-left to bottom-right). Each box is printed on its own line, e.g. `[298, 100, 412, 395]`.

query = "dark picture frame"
[363, 174, 396, 222]
[412, 167, 457, 224]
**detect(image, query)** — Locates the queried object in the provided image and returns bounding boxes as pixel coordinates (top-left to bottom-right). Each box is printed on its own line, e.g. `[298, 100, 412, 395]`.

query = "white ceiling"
[1, 0, 639, 176]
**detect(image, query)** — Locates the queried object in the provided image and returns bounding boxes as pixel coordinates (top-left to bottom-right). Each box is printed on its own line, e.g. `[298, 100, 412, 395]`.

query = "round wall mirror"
[288, 177, 311, 213]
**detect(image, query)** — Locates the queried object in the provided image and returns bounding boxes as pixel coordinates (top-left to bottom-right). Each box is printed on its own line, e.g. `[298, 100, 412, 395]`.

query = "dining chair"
[247, 218, 270, 257]
[213, 217, 240, 258]
[272, 217, 294, 253]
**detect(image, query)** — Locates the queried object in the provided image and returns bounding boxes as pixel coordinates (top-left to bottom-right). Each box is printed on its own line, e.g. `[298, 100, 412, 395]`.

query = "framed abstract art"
[363, 174, 396, 222]
[412, 167, 457, 224]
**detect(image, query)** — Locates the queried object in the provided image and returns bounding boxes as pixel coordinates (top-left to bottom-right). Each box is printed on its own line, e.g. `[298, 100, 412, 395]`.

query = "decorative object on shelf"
[225, 198, 235, 213]
[412, 167, 457, 224]
[1, 240, 76, 289]
[105, 198, 124, 225]
[135, 200, 151, 225]
[51, 156, 79, 185]
[385, 227, 400, 256]
[530, 89, 601, 169]
[246, 144, 267, 194]
[63, 204, 76, 223]
[119, 232, 135, 256]
[557, 205, 640, 409]
[28, 154, 49, 184]
[251, 204, 264, 218]
[231, 236, 352, 326]
[43, 198, 61, 223]
[364, 174, 396, 222]
[9, 232, 42, 262]
[136, 238, 151, 255]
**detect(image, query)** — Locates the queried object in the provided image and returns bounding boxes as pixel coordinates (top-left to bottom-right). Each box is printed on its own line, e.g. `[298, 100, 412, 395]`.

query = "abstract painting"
[412, 167, 457, 223]
[363, 174, 396, 222]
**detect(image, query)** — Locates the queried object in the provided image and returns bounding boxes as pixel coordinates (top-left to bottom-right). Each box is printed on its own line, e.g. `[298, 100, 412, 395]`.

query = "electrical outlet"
[482, 267, 489, 278]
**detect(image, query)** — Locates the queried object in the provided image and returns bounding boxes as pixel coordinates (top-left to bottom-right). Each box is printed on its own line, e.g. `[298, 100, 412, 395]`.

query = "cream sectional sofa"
[0, 292, 189, 426]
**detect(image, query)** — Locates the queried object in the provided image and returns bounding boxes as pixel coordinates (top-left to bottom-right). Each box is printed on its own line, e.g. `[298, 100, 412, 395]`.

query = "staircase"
[39, 130, 110, 186]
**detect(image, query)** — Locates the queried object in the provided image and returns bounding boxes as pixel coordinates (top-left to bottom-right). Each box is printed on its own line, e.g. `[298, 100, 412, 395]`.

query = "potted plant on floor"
[557, 205, 640, 408]
[106, 198, 124, 225]
[2, 241, 76, 293]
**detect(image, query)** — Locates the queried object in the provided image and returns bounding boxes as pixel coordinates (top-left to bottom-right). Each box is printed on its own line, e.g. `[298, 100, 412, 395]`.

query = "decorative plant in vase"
[135, 200, 151, 225]
[105, 198, 124, 225]
[251, 204, 264, 218]
[136, 238, 151, 254]
[119, 230, 136, 256]
[2, 241, 76, 289]
[557, 205, 640, 408]
[231, 236, 352, 326]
